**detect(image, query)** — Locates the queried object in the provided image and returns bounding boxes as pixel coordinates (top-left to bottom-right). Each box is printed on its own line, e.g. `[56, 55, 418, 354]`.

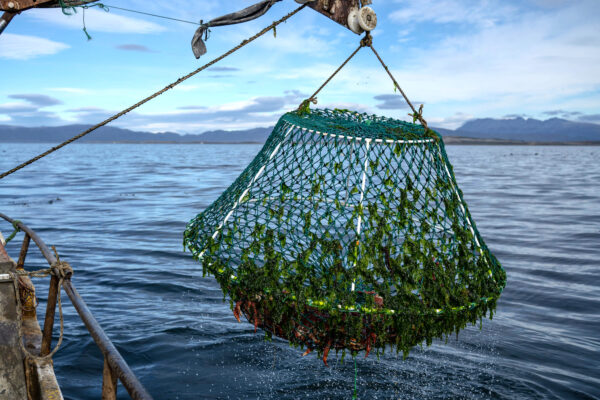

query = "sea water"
[1, 143, 598, 399]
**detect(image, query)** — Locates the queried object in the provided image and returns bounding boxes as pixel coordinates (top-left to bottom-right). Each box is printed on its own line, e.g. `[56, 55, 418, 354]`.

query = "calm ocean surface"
[1, 143, 598, 399]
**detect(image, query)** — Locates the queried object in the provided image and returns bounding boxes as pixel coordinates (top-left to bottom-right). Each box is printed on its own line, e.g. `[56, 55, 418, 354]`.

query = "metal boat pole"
[0, 213, 153, 400]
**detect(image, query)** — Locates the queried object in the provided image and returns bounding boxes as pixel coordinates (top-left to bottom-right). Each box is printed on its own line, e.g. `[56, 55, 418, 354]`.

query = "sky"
[0, 0, 599, 133]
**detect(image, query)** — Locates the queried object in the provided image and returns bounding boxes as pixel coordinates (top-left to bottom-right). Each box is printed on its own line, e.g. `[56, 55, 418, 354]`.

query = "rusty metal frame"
[0, 213, 153, 400]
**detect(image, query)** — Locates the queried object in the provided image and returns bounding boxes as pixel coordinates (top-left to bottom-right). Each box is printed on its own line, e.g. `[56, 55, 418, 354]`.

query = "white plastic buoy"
[358, 6, 377, 31]
[347, 8, 364, 34]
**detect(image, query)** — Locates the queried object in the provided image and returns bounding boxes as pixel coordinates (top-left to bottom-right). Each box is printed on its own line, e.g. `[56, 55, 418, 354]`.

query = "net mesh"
[184, 109, 506, 361]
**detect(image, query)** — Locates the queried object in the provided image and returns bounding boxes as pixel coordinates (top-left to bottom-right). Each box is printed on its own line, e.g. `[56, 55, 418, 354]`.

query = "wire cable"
[96, 3, 201, 25]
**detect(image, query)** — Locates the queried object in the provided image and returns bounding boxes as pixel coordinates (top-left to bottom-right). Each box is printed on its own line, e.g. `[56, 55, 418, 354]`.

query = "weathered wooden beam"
[102, 356, 118, 400]
[299, 0, 361, 33]
[296, 0, 377, 35]
[0, 0, 56, 12]
[0, 11, 17, 35]
[16, 233, 30, 269]
[40, 274, 59, 356]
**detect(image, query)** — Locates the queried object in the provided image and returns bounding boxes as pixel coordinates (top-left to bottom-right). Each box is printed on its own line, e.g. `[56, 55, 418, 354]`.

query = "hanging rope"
[9, 248, 72, 362]
[297, 32, 430, 132]
[366, 37, 430, 130]
[3, 220, 21, 243]
[353, 358, 358, 400]
[87, 3, 201, 26]
[0, 4, 306, 181]
[297, 42, 364, 114]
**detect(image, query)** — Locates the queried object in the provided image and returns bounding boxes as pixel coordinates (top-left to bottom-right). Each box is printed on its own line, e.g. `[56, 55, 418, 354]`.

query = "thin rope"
[297, 39, 366, 112]
[353, 358, 358, 400]
[368, 40, 429, 130]
[0, 4, 306, 181]
[82, 7, 92, 40]
[307, 44, 362, 103]
[4, 220, 21, 243]
[94, 3, 202, 26]
[10, 252, 71, 362]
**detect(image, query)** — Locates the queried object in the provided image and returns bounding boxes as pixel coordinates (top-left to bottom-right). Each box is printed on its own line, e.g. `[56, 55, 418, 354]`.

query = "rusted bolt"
[8, 2, 16, 9]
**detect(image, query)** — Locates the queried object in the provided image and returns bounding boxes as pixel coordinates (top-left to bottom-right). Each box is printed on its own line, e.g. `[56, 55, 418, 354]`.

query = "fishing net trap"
[184, 108, 506, 363]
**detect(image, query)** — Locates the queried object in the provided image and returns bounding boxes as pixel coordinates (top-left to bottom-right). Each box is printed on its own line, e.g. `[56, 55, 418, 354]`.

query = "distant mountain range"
[0, 124, 271, 144]
[1, 117, 599, 144]
[457, 117, 600, 142]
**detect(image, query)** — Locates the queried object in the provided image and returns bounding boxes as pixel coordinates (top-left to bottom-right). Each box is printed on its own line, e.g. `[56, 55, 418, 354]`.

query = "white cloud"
[321, 102, 371, 114]
[26, 8, 166, 34]
[412, 7, 598, 99]
[221, 22, 336, 57]
[390, 0, 516, 28]
[0, 34, 69, 60]
[0, 102, 38, 113]
[379, 0, 600, 120]
[48, 88, 90, 94]
[428, 113, 475, 130]
[56, 92, 307, 133]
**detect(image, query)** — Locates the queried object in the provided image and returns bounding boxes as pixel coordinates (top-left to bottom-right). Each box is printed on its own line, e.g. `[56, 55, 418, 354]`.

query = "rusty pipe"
[0, 213, 57, 265]
[0, 214, 153, 399]
[63, 281, 153, 400]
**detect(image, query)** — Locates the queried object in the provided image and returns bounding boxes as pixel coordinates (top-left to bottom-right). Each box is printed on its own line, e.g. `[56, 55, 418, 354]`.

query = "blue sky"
[1, 0, 598, 133]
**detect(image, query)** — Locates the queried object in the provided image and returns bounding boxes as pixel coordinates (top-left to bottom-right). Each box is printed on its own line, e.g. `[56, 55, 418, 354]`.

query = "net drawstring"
[353, 358, 358, 399]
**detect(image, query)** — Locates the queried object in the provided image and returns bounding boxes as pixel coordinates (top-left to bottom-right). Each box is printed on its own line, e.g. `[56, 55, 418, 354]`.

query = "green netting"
[184, 108, 506, 363]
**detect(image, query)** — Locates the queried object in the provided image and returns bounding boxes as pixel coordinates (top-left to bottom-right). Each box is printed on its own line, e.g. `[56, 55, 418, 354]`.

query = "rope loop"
[52, 261, 74, 280]
[7, 247, 71, 362]
[51, 246, 73, 280]
[199, 20, 212, 40]
[10, 270, 65, 363]
[58, 0, 76, 15]
[360, 32, 372, 47]
[4, 219, 21, 243]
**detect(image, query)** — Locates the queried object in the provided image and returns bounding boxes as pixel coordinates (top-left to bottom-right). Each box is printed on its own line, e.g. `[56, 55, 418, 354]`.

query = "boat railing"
[0, 213, 153, 400]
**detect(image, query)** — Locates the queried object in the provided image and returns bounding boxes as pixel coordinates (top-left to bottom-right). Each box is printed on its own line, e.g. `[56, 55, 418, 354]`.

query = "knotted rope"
[9, 248, 72, 363]
[3, 220, 21, 244]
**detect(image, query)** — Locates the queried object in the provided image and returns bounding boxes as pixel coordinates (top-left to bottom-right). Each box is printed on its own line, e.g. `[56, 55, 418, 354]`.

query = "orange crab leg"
[302, 348, 313, 357]
[233, 301, 242, 322]
[322, 339, 333, 366]
[252, 302, 259, 332]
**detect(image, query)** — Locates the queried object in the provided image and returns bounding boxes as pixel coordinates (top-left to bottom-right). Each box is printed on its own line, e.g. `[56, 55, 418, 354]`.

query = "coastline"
[2, 137, 599, 145]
